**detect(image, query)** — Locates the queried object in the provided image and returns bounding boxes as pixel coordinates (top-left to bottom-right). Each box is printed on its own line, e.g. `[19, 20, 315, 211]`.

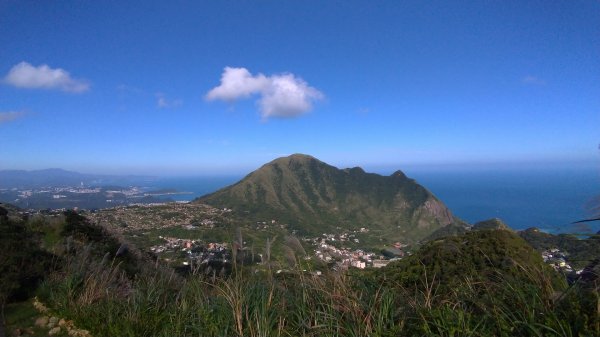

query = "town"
[3, 200, 587, 276]
[83, 202, 409, 271]
[541, 248, 583, 275]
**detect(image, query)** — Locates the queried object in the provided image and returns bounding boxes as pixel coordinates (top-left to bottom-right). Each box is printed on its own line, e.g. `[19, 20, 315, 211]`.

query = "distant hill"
[195, 154, 464, 242]
[473, 218, 510, 231]
[519, 227, 600, 269]
[421, 221, 471, 241]
[0, 168, 89, 188]
[422, 217, 511, 242]
[0, 168, 155, 189]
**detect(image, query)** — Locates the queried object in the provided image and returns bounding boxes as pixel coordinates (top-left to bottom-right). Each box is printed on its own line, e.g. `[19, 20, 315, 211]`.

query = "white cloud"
[259, 74, 324, 119]
[156, 93, 183, 109]
[0, 111, 25, 124]
[3, 61, 90, 93]
[522, 75, 546, 86]
[206, 67, 323, 119]
[206, 67, 269, 101]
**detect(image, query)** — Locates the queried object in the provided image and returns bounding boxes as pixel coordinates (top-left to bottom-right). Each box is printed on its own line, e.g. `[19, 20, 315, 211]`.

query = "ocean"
[147, 176, 240, 202]
[407, 167, 600, 234]
[149, 166, 600, 234]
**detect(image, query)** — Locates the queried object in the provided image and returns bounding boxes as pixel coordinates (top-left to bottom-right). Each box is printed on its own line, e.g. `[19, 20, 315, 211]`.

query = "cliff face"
[195, 154, 462, 242]
[423, 198, 455, 225]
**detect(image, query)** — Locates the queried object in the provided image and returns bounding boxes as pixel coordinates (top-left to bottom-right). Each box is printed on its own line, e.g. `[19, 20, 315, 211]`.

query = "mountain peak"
[270, 153, 321, 165]
[343, 167, 366, 174]
[288, 153, 317, 160]
[392, 170, 407, 179]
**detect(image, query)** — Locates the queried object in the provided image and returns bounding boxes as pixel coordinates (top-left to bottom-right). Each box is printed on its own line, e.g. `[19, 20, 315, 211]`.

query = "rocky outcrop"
[32, 297, 91, 337]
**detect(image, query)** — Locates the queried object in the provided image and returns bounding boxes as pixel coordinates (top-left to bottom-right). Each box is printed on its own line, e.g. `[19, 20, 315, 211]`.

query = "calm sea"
[150, 167, 600, 234]
[148, 176, 240, 202]
[408, 167, 600, 234]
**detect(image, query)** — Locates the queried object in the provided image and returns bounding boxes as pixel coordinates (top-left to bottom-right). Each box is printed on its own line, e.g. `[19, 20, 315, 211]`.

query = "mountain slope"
[195, 154, 461, 242]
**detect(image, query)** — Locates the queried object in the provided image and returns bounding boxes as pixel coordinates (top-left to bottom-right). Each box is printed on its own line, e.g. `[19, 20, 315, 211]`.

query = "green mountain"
[195, 154, 462, 242]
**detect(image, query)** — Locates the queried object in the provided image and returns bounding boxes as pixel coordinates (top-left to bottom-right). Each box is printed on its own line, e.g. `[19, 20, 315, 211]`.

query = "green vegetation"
[472, 218, 510, 231]
[2, 301, 47, 337]
[0, 206, 55, 337]
[40, 225, 600, 336]
[379, 229, 561, 291]
[372, 230, 598, 336]
[520, 227, 600, 269]
[422, 221, 470, 241]
[422, 218, 509, 242]
[1, 204, 598, 337]
[196, 154, 464, 243]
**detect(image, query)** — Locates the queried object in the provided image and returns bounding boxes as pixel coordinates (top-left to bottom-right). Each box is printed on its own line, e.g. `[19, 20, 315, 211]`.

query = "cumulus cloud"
[206, 67, 269, 101]
[156, 93, 183, 109]
[206, 67, 323, 119]
[522, 75, 546, 86]
[3, 61, 90, 93]
[0, 111, 25, 124]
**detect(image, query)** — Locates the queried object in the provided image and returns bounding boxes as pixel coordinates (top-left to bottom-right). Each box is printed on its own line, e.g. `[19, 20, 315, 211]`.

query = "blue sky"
[1, 1, 599, 175]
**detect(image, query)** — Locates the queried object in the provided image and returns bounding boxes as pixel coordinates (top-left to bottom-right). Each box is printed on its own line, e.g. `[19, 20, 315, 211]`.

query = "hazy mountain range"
[0, 168, 155, 189]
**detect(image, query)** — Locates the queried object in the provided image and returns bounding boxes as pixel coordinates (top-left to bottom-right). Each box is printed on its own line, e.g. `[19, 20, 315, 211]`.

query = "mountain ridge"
[195, 154, 463, 242]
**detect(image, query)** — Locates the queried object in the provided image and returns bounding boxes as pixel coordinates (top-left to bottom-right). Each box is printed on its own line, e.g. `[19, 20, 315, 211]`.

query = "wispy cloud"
[3, 61, 90, 93]
[0, 111, 25, 124]
[357, 107, 371, 115]
[116, 84, 145, 95]
[206, 67, 324, 120]
[156, 93, 183, 109]
[521, 75, 546, 86]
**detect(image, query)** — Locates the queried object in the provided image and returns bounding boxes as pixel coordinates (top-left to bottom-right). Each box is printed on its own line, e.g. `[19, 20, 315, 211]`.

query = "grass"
[39, 248, 405, 337]
[4, 301, 47, 337]
[39, 249, 594, 337]
[20, 215, 600, 337]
